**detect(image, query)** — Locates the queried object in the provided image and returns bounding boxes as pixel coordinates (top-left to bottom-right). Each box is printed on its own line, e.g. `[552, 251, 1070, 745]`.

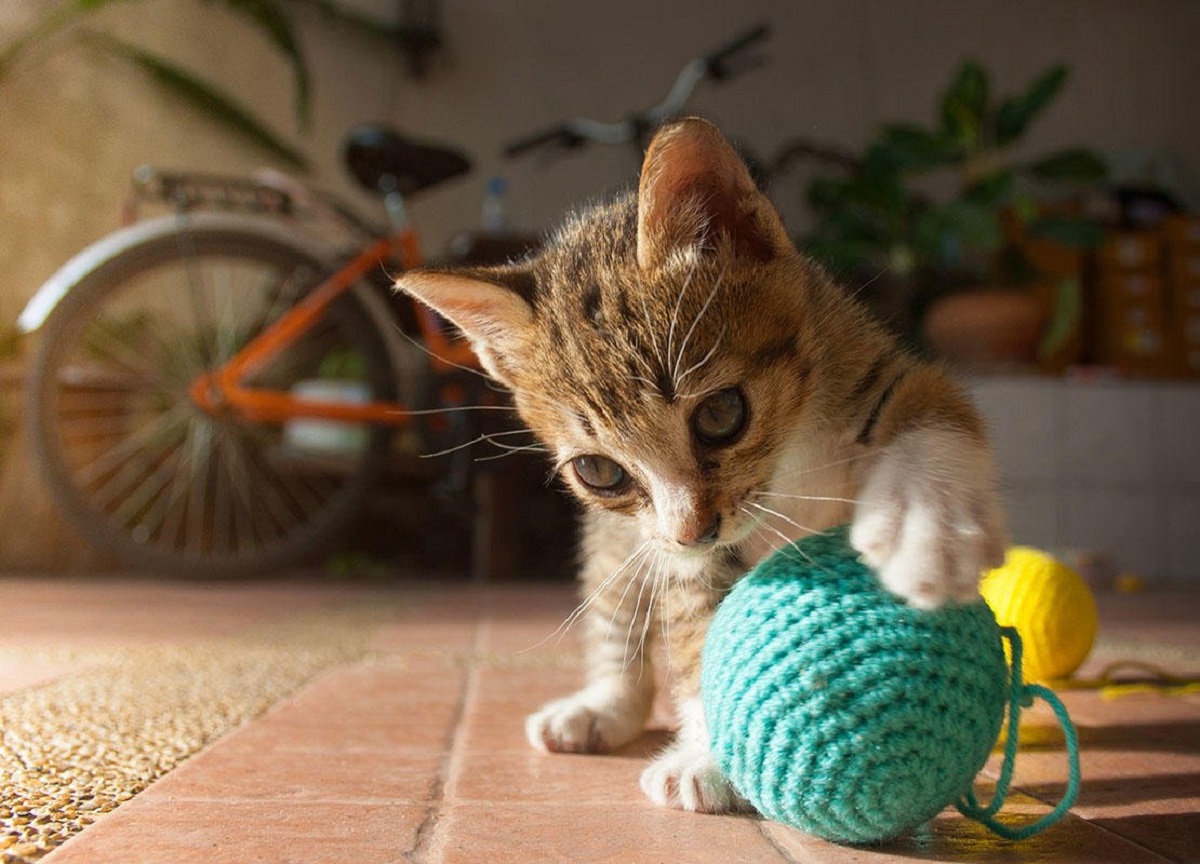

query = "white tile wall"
[968, 375, 1200, 584]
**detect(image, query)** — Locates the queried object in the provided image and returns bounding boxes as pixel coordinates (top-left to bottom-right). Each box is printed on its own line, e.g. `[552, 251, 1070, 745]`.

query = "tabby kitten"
[397, 118, 1006, 813]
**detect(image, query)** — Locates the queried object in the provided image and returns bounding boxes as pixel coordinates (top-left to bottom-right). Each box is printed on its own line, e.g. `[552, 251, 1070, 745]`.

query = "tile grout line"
[756, 823, 801, 864]
[403, 611, 488, 864]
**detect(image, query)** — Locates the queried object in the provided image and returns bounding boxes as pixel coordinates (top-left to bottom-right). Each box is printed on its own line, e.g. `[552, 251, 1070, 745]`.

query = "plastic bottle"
[481, 176, 508, 233]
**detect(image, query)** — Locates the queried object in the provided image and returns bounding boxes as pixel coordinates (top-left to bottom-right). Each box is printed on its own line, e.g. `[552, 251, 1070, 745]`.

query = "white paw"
[851, 428, 1007, 610]
[639, 739, 749, 813]
[526, 685, 646, 754]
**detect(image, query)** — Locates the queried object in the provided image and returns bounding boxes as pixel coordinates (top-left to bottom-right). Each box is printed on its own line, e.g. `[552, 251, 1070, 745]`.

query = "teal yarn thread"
[701, 526, 1081, 844]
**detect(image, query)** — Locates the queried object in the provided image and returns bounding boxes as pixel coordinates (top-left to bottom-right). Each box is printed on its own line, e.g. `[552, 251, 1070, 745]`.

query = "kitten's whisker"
[402, 404, 521, 418]
[846, 266, 889, 304]
[606, 543, 654, 632]
[623, 560, 656, 672]
[753, 491, 860, 506]
[391, 321, 496, 384]
[675, 327, 725, 388]
[660, 561, 675, 678]
[664, 265, 697, 387]
[632, 564, 661, 683]
[639, 291, 668, 374]
[768, 449, 874, 484]
[523, 540, 652, 653]
[744, 500, 823, 536]
[740, 506, 817, 568]
[473, 445, 549, 462]
[671, 269, 725, 386]
[419, 429, 538, 460]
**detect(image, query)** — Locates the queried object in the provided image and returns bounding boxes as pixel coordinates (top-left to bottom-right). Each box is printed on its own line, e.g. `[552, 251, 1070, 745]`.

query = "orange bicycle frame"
[188, 226, 479, 425]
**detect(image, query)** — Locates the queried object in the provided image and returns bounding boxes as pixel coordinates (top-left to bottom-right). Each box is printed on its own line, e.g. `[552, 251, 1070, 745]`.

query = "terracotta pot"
[922, 289, 1049, 371]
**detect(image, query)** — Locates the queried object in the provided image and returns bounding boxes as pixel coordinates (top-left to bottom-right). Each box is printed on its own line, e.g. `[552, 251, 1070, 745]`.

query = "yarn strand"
[956, 626, 1082, 840]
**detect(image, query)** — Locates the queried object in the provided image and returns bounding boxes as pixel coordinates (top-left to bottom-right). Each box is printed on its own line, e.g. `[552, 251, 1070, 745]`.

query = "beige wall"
[2, 0, 1197, 326]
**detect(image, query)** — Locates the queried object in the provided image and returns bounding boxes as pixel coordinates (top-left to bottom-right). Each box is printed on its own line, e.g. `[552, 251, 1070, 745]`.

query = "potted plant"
[798, 60, 1106, 369]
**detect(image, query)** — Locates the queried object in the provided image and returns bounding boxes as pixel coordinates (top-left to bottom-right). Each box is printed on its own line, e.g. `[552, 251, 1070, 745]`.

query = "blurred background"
[0, 0, 1197, 587]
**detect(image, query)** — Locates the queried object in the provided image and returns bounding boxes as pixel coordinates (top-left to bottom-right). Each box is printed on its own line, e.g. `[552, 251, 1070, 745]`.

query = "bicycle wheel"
[28, 222, 399, 576]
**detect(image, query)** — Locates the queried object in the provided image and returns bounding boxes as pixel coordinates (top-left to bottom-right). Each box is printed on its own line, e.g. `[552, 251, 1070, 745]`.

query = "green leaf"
[1027, 216, 1105, 248]
[1040, 276, 1082, 360]
[940, 59, 990, 149]
[944, 199, 1004, 250]
[1024, 148, 1107, 184]
[995, 64, 1068, 147]
[85, 31, 308, 169]
[870, 123, 962, 173]
[963, 170, 1015, 208]
[204, 0, 310, 130]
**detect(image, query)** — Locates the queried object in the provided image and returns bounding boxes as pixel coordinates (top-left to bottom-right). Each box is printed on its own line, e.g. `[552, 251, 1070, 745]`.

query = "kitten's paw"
[526, 686, 646, 754]
[640, 740, 750, 813]
[851, 428, 1007, 610]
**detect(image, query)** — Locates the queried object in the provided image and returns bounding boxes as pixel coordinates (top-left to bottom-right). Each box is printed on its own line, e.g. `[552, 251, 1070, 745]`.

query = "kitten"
[397, 118, 1007, 813]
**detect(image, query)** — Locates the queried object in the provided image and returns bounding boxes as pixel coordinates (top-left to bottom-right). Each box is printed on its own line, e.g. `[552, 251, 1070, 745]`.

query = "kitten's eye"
[692, 387, 747, 446]
[571, 455, 630, 493]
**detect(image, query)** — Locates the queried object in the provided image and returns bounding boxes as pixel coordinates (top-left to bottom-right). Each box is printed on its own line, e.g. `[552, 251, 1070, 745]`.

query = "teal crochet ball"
[701, 527, 1009, 844]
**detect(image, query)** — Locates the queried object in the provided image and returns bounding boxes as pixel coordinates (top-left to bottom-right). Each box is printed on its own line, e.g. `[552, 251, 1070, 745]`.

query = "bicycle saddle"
[342, 124, 471, 197]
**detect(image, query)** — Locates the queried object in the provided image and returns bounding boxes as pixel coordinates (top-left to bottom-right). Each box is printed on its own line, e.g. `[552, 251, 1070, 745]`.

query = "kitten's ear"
[636, 117, 788, 270]
[396, 264, 535, 386]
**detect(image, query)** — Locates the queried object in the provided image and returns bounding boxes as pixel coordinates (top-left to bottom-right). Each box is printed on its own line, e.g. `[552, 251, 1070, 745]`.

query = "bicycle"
[16, 24, 769, 578]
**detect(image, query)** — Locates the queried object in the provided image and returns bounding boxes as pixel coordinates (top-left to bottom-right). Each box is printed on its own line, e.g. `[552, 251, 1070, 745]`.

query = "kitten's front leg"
[850, 371, 1007, 610]
[526, 516, 656, 754]
[524, 617, 654, 754]
[640, 696, 750, 813]
[639, 554, 750, 814]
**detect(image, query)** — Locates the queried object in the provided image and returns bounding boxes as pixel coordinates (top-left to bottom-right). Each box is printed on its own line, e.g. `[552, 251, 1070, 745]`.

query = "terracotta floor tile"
[0, 579, 363, 647]
[145, 736, 442, 803]
[449, 744, 666, 806]
[369, 616, 481, 654]
[229, 659, 469, 753]
[41, 798, 426, 864]
[458, 665, 591, 753]
[434, 803, 785, 864]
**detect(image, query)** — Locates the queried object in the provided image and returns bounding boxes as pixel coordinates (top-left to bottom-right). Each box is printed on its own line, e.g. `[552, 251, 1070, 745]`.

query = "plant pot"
[921, 289, 1050, 371]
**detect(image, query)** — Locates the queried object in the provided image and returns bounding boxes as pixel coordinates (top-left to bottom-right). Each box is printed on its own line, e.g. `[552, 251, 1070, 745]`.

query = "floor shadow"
[614, 729, 674, 758]
[1077, 718, 1200, 755]
[1092, 812, 1200, 863]
[1072, 772, 1200, 809]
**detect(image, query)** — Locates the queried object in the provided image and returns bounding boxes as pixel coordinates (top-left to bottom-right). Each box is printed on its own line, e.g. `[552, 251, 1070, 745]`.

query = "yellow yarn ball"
[980, 547, 1098, 682]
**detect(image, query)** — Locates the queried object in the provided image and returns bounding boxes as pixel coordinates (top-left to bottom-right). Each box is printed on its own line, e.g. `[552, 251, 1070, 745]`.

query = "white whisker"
[664, 265, 696, 387]
[754, 491, 860, 506]
[391, 321, 496, 383]
[420, 429, 538, 459]
[671, 269, 725, 386]
[675, 326, 725, 388]
[744, 500, 820, 535]
[522, 540, 652, 653]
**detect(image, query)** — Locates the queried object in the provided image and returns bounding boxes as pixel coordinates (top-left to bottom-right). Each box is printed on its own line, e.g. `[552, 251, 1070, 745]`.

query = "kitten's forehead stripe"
[752, 336, 800, 369]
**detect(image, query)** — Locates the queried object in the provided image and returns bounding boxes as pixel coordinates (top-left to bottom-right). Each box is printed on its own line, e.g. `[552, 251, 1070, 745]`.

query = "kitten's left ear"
[396, 264, 535, 386]
[636, 117, 790, 270]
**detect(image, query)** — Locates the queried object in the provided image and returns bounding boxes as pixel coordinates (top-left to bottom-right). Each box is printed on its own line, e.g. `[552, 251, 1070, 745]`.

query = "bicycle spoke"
[108, 433, 187, 537]
[191, 424, 218, 558]
[73, 324, 180, 393]
[69, 402, 191, 491]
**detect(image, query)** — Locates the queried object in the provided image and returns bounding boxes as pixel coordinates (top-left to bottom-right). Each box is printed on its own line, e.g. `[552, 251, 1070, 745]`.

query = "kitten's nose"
[679, 515, 721, 547]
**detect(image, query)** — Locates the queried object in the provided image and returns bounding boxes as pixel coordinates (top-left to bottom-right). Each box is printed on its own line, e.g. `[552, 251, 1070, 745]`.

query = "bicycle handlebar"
[503, 23, 769, 159]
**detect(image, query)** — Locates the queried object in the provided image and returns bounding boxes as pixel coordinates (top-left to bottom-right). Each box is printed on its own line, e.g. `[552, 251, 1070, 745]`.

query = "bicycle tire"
[27, 222, 399, 576]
